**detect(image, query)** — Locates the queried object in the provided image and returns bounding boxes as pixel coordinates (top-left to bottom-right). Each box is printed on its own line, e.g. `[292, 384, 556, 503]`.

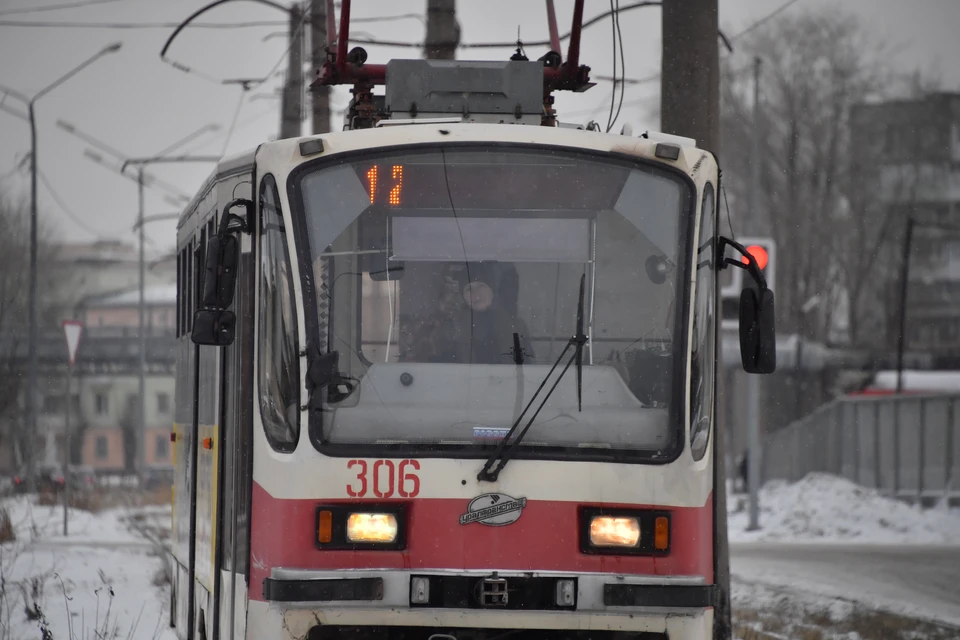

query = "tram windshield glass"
[296, 146, 693, 459]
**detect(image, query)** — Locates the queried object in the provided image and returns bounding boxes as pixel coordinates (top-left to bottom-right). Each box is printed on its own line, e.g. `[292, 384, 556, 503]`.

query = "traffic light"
[721, 236, 776, 322]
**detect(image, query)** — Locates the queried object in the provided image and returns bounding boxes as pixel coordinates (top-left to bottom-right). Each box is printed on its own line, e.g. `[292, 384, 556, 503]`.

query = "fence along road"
[762, 393, 960, 504]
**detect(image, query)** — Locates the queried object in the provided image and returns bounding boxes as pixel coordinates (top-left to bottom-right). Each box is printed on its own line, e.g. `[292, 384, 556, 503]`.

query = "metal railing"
[761, 393, 960, 502]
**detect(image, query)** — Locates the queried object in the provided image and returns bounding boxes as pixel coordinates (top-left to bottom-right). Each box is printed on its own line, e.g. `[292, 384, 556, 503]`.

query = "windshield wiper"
[477, 274, 587, 482]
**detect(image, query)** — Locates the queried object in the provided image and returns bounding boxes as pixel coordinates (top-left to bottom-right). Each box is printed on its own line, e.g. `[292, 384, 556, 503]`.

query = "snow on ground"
[727, 472, 960, 544]
[731, 576, 960, 640]
[4, 473, 959, 639]
[1, 495, 175, 640]
[2, 495, 170, 546]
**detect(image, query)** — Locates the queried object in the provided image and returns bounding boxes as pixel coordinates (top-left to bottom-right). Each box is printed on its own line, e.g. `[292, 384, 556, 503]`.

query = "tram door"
[212, 178, 256, 640]
[193, 219, 223, 640]
[216, 236, 254, 640]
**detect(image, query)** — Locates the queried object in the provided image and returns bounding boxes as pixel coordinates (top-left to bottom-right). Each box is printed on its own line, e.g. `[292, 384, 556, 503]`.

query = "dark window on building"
[95, 436, 108, 459]
[155, 434, 169, 460]
[257, 174, 300, 452]
[157, 392, 170, 415]
[884, 124, 899, 155]
[42, 395, 62, 415]
[95, 393, 109, 416]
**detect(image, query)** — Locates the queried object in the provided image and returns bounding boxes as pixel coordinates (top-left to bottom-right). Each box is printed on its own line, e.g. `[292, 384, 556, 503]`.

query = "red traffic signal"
[741, 244, 769, 271]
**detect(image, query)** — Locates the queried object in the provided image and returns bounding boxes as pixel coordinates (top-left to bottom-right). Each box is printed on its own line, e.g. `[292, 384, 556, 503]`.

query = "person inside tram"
[404, 262, 533, 364]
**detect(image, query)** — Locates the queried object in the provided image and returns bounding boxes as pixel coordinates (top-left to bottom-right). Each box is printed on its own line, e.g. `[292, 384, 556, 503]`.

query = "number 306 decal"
[347, 459, 420, 498]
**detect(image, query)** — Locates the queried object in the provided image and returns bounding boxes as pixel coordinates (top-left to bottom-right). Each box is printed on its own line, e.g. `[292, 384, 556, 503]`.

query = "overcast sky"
[1, 0, 958, 257]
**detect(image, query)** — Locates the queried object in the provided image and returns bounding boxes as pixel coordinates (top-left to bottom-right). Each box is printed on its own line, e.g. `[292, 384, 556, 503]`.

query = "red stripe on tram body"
[248, 482, 714, 601]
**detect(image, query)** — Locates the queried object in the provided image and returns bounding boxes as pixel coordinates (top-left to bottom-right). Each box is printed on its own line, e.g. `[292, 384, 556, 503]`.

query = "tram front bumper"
[258, 569, 715, 639]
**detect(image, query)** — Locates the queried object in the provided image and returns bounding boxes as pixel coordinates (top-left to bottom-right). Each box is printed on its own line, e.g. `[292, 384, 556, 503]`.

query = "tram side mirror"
[305, 348, 358, 407]
[307, 349, 340, 390]
[192, 200, 250, 347]
[192, 309, 236, 346]
[739, 286, 776, 374]
[201, 234, 239, 309]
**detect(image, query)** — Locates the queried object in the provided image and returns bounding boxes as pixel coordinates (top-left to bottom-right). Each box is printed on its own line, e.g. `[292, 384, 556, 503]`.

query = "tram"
[169, 2, 776, 639]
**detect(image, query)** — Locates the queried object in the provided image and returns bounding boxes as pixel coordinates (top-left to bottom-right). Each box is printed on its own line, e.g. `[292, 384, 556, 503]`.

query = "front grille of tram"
[408, 575, 576, 611]
[306, 628, 668, 640]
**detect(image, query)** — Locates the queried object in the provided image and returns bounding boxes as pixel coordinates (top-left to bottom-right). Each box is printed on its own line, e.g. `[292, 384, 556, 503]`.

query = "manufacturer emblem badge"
[459, 493, 527, 526]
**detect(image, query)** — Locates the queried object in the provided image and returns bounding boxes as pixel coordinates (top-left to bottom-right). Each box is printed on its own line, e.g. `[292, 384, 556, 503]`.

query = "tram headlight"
[346, 513, 399, 543]
[588, 516, 641, 547]
[581, 508, 671, 554]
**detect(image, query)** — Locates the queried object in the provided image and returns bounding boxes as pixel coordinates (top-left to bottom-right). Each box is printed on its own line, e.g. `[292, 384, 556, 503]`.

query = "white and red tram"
[169, 3, 776, 639]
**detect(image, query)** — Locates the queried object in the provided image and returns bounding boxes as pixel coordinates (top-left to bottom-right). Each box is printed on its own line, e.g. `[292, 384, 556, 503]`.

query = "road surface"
[730, 543, 960, 626]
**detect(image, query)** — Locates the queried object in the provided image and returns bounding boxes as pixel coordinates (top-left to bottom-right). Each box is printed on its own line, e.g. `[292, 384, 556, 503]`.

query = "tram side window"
[257, 174, 300, 452]
[689, 183, 716, 461]
[176, 251, 181, 337]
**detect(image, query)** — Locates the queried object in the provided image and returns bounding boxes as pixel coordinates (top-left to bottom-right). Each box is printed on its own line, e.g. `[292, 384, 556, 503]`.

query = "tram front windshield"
[297, 146, 692, 459]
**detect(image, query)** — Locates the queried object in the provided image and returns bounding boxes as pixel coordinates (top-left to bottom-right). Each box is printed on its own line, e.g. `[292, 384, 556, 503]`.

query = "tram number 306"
[347, 459, 421, 498]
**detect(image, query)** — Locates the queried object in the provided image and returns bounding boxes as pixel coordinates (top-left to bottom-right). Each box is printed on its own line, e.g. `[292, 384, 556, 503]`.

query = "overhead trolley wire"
[730, 0, 804, 40]
[0, 0, 121, 18]
[0, 10, 421, 29]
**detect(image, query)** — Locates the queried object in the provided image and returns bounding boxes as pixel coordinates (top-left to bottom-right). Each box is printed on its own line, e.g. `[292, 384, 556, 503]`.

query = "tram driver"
[403, 262, 534, 365]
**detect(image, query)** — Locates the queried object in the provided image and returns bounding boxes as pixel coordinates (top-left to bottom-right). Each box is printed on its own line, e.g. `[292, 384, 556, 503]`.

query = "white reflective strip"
[252, 453, 713, 506]
[262, 602, 712, 637]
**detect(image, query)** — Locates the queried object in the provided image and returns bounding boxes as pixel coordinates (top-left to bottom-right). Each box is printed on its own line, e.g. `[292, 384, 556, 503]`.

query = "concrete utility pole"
[660, 0, 719, 153]
[0, 43, 122, 493]
[281, 4, 304, 139]
[424, 0, 460, 60]
[747, 56, 762, 532]
[310, 0, 331, 134]
[659, 4, 724, 635]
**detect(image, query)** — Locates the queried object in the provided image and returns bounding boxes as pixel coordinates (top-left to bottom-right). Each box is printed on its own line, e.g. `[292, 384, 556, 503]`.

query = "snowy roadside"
[727, 473, 960, 545]
[726, 473, 960, 637]
[731, 577, 960, 640]
[1, 495, 175, 640]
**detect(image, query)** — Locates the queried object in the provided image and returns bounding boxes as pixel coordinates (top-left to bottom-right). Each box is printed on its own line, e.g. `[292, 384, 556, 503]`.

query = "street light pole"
[1, 42, 122, 492]
[58, 119, 212, 205]
[70, 123, 216, 484]
[27, 101, 38, 493]
[895, 217, 914, 394]
[120, 155, 218, 484]
[138, 167, 146, 484]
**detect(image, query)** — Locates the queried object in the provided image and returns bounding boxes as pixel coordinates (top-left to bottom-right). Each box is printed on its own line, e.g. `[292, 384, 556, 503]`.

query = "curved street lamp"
[0, 42, 122, 492]
[93, 150, 218, 483]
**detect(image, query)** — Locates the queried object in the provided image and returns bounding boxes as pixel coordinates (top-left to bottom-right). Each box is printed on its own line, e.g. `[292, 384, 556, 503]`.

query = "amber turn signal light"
[317, 510, 333, 544]
[654, 516, 669, 550]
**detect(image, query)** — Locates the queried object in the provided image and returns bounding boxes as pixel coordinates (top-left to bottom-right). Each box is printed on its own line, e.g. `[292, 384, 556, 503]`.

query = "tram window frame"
[257, 174, 301, 453]
[176, 250, 182, 338]
[689, 182, 716, 462]
[186, 241, 193, 334]
[289, 143, 699, 464]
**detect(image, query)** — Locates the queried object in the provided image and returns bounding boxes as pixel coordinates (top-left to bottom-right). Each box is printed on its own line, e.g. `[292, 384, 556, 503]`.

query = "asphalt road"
[730, 543, 960, 626]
